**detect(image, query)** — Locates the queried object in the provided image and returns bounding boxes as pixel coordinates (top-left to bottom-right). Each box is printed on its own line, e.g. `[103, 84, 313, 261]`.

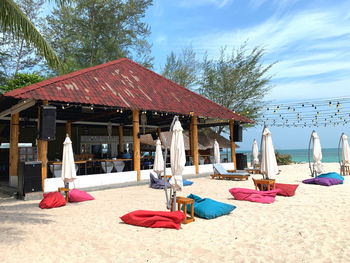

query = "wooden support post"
[189, 124, 193, 157]
[192, 116, 199, 174]
[229, 120, 237, 170]
[118, 125, 123, 154]
[132, 110, 141, 180]
[9, 113, 19, 186]
[157, 127, 161, 140]
[38, 100, 48, 190]
[66, 122, 71, 137]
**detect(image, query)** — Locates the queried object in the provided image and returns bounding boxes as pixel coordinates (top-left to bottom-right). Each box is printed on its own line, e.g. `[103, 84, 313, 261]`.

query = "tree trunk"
[14, 39, 24, 76]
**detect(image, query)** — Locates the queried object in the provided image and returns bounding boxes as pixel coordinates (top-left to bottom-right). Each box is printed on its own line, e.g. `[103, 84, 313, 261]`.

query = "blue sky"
[144, 0, 350, 150]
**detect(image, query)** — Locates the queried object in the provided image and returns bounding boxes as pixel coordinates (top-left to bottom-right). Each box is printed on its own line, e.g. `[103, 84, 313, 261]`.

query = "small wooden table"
[340, 165, 350, 176]
[253, 179, 276, 191]
[176, 196, 195, 224]
[58, 187, 70, 203]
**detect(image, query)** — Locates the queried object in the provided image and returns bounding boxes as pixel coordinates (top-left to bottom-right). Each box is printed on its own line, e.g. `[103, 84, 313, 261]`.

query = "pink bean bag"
[120, 210, 185, 230]
[69, 188, 95, 202]
[229, 188, 280, 204]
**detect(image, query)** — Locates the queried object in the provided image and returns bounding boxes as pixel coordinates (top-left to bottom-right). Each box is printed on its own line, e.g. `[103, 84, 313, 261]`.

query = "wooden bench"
[210, 173, 249, 181]
[58, 187, 70, 203]
[176, 196, 195, 224]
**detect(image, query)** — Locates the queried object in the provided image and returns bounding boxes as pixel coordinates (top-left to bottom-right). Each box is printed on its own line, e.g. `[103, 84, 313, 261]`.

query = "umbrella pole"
[163, 116, 179, 210]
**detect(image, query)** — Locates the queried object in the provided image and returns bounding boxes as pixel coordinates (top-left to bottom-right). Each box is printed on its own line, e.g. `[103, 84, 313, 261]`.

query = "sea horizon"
[223, 147, 342, 163]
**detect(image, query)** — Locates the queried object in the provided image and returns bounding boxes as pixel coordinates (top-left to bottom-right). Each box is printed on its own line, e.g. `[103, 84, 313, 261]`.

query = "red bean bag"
[274, 183, 299, 197]
[229, 188, 280, 204]
[69, 188, 94, 202]
[39, 191, 66, 209]
[120, 210, 185, 230]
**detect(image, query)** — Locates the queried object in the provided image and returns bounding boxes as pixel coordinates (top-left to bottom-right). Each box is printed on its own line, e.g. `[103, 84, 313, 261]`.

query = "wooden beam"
[192, 116, 199, 174]
[66, 122, 71, 137]
[118, 125, 123, 153]
[132, 110, 140, 180]
[157, 127, 161, 139]
[9, 113, 19, 179]
[38, 100, 48, 190]
[189, 123, 193, 157]
[229, 120, 237, 170]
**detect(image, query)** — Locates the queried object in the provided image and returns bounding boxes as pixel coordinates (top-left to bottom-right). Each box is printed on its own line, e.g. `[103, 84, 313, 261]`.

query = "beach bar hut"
[0, 58, 252, 195]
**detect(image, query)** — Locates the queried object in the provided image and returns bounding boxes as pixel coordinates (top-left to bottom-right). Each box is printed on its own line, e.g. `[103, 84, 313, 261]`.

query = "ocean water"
[223, 148, 341, 163]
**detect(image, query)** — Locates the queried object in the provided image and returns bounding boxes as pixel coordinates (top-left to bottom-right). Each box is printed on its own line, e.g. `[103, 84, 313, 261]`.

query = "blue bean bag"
[183, 194, 236, 219]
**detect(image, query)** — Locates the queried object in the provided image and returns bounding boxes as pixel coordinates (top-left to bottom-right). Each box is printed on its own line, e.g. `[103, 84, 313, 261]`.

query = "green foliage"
[198, 43, 275, 131]
[0, 0, 45, 77]
[45, 0, 153, 73]
[275, 151, 293, 165]
[0, 73, 45, 93]
[0, 0, 63, 71]
[161, 46, 198, 89]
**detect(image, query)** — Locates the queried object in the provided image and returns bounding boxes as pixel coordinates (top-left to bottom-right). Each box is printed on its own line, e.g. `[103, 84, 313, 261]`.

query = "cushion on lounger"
[39, 191, 66, 209]
[229, 188, 280, 204]
[183, 179, 193, 186]
[69, 188, 94, 202]
[274, 183, 299, 196]
[120, 210, 185, 229]
[185, 194, 236, 219]
[302, 172, 344, 186]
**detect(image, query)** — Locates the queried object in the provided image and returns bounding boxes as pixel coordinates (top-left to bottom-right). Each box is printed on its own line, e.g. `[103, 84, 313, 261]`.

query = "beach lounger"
[211, 164, 249, 181]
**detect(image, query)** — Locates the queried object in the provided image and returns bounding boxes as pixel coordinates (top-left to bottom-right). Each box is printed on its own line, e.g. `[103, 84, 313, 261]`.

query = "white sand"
[1, 163, 350, 263]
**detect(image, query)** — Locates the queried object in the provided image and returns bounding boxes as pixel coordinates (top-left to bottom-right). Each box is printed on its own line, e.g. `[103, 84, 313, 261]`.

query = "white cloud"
[155, 34, 168, 45]
[170, 3, 350, 100]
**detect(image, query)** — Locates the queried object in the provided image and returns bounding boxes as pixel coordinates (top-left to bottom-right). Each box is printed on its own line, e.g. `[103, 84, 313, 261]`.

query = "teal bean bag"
[183, 194, 236, 219]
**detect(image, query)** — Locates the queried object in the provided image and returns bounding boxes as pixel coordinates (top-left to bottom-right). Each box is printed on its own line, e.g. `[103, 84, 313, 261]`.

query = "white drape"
[260, 127, 278, 179]
[61, 135, 77, 183]
[251, 139, 259, 168]
[169, 120, 185, 191]
[312, 131, 323, 174]
[341, 134, 350, 166]
[213, 139, 220, 164]
[153, 139, 164, 175]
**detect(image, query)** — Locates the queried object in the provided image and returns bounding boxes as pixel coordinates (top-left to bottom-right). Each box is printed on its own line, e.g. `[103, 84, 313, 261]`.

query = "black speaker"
[151, 132, 158, 140]
[235, 153, 247, 170]
[233, 124, 243, 142]
[18, 161, 42, 197]
[40, 105, 56, 140]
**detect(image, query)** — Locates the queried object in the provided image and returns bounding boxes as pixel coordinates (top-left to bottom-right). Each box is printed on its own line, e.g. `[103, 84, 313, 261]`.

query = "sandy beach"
[1, 162, 350, 263]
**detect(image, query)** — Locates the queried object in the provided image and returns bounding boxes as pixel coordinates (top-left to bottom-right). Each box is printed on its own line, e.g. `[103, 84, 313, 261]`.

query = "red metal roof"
[3, 58, 252, 123]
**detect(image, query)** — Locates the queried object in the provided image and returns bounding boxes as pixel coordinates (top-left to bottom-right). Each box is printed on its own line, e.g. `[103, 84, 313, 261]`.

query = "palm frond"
[0, 0, 63, 70]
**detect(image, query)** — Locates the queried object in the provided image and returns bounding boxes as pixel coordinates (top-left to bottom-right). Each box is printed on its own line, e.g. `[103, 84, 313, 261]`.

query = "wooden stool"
[340, 165, 350, 176]
[176, 196, 195, 224]
[253, 178, 276, 191]
[58, 187, 70, 203]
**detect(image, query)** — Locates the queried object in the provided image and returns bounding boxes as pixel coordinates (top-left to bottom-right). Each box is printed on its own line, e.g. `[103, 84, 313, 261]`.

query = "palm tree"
[0, 0, 63, 70]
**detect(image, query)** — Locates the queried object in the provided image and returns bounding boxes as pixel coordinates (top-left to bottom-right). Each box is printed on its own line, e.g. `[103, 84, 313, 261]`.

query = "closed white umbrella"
[61, 135, 77, 185]
[341, 134, 350, 165]
[213, 139, 220, 164]
[312, 131, 323, 174]
[251, 139, 259, 168]
[153, 139, 164, 176]
[169, 120, 185, 191]
[260, 127, 278, 179]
